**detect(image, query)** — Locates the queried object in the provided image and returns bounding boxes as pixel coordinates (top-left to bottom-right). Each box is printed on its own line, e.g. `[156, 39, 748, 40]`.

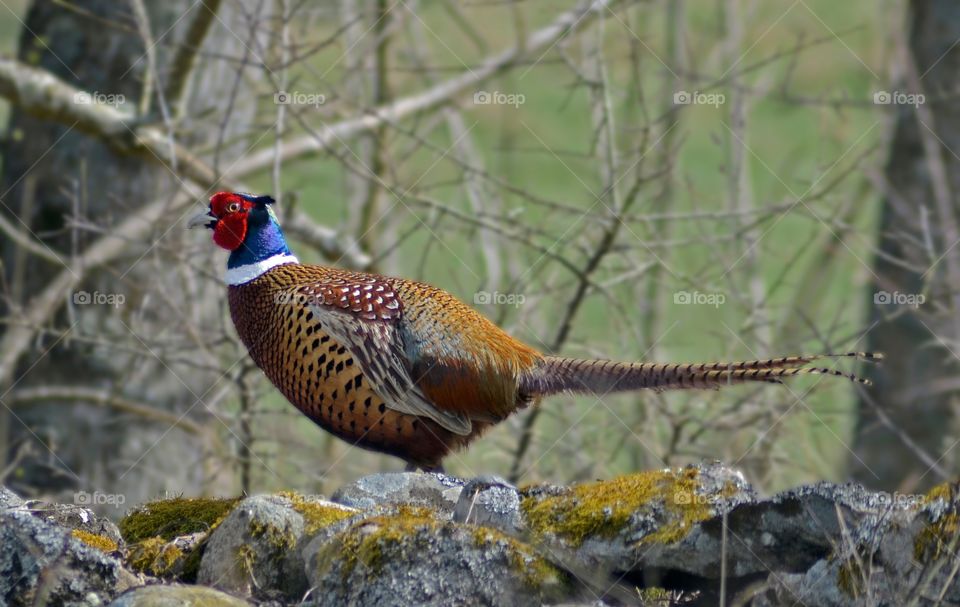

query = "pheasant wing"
[296, 277, 472, 436]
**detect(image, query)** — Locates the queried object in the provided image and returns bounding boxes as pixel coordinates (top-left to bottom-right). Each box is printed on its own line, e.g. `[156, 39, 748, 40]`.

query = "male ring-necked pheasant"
[190, 192, 880, 471]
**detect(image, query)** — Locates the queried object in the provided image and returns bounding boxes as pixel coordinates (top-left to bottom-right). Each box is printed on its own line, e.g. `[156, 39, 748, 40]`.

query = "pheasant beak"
[187, 209, 218, 230]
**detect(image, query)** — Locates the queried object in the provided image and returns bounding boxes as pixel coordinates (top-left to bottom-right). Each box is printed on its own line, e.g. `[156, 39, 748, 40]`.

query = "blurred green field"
[0, 1, 891, 492]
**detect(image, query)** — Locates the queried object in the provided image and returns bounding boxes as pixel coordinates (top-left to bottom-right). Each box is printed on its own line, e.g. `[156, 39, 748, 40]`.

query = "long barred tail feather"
[521, 352, 882, 396]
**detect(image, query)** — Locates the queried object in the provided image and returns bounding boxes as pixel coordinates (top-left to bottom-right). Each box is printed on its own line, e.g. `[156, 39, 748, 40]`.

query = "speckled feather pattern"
[228, 263, 541, 467]
[228, 262, 873, 468]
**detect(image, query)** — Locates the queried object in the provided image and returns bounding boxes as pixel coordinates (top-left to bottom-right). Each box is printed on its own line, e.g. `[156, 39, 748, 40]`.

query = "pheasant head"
[188, 191, 298, 285]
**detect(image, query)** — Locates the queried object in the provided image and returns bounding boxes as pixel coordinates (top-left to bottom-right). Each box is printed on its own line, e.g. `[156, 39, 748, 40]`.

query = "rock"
[197, 493, 357, 602]
[305, 507, 570, 606]
[1, 485, 24, 509]
[331, 472, 465, 514]
[197, 495, 303, 601]
[0, 508, 139, 606]
[125, 533, 206, 580]
[452, 475, 524, 534]
[108, 584, 251, 606]
[4, 468, 958, 607]
[118, 495, 244, 580]
[23, 499, 124, 546]
[754, 483, 960, 606]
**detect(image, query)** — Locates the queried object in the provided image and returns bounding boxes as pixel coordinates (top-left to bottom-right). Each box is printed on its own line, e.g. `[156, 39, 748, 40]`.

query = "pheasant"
[189, 192, 880, 471]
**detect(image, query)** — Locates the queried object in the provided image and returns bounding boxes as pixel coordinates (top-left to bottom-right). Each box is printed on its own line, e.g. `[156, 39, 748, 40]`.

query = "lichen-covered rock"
[1, 485, 24, 509]
[306, 506, 570, 606]
[0, 508, 139, 606]
[197, 493, 356, 602]
[331, 471, 465, 514]
[521, 463, 752, 552]
[119, 496, 241, 544]
[108, 584, 251, 606]
[453, 475, 524, 534]
[126, 533, 205, 580]
[119, 495, 243, 581]
[4, 467, 958, 607]
[24, 498, 124, 547]
[755, 481, 960, 606]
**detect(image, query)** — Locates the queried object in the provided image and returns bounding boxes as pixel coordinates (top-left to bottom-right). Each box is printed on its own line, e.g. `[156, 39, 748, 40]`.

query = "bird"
[189, 192, 881, 471]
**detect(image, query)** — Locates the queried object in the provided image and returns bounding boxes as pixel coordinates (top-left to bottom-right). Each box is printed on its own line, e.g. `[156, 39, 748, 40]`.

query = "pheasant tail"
[521, 352, 882, 395]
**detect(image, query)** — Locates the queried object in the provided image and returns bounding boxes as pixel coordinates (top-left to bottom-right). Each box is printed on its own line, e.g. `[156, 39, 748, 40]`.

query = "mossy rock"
[277, 491, 358, 536]
[196, 494, 344, 601]
[125, 533, 206, 579]
[118, 495, 240, 582]
[309, 506, 570, 606]
[520, 465, 730, 547]
[119, 496, 240, 544]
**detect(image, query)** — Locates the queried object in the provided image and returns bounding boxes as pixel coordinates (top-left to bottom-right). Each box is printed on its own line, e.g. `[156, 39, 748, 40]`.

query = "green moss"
[923, 482, 956, 505]
[126, 536, 185, 577]
[914, 482, 960, 563]
[119, 496, 240, 543]
[71, 529, 118, 553]
[278, 491, 357, 535]
[471, 527, 564, 589]
[333, 506, 440, 578]
[234, 543, 257, 579]
[521, 467, 717, 546]
[249, 517, 297, 551]
[915, 513, 959, 563]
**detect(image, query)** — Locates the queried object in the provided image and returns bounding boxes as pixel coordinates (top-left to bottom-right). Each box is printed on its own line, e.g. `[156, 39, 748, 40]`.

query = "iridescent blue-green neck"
[225, 206, 298, 285]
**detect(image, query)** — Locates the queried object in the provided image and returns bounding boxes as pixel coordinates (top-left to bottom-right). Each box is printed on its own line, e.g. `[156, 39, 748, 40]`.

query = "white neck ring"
[225, 253, 299, 286]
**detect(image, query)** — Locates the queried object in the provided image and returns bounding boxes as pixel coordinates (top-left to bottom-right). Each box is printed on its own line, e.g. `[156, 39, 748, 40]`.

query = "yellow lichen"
[325, 506, 563, 593]
[119, 496, 240, 543]
[914, 481, 960, 563]
[278, 491, 357, 535]
[126, 536, 185, 576]
[471, 527, 564, 589]
[235, 543, 257, 579]
[332, 506, 440, 577]
[521, 467, 714, 546]
[915, 513, 959, 563]
[71, 529, 118, 553]
[923, 482, 956, 505]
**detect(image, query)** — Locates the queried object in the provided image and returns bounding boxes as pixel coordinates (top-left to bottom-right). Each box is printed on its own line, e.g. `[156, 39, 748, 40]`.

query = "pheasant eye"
[227, 202, 241, 213]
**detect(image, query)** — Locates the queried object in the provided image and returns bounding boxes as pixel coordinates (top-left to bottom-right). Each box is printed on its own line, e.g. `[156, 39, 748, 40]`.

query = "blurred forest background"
[0, 0, 956, 515]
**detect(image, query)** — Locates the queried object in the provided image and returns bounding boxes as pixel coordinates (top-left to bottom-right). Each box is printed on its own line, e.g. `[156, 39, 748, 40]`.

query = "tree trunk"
[0, 0, 263, 504]
[853, 0, 960, 491]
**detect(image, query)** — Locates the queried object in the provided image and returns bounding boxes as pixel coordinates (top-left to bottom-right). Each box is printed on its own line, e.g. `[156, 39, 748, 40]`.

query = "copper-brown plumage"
[194, 191, 881, 471]
[228, 264, 536, 468]
[227, 263, 879, 470]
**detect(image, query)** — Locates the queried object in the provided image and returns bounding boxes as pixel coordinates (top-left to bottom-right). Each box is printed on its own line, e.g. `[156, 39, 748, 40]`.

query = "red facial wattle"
[213, 211, 248, 250]
[205, 192, 256, 251]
